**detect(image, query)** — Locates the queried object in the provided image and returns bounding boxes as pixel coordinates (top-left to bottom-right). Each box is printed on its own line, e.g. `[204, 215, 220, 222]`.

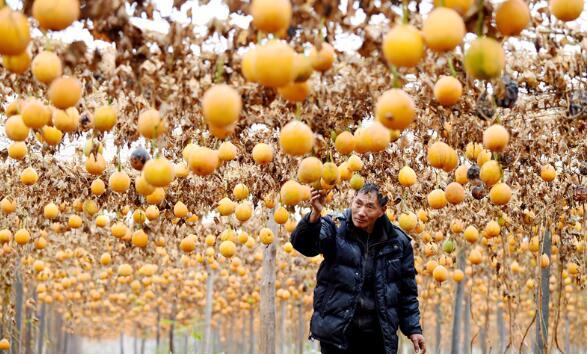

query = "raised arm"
[290, 189, 336, 257]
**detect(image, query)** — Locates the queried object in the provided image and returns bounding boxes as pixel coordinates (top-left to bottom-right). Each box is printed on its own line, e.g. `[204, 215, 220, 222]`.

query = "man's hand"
[309, 189, 326, 223]
[409, 334, 426, 353]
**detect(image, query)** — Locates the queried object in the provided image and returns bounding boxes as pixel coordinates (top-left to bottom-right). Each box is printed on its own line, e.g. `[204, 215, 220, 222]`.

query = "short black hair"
[357, 183, 389, 207]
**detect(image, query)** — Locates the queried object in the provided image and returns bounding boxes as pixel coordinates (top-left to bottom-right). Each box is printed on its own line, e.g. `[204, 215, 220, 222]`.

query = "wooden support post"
[12, 263, 23, 354]
[203, 266, 214, 354]
[156, 307, 161, 353]
[259, 215, 278, 354]
[24, 289, 35, 354]
[434, 302, 441, 354]
[248, 307, 255, 354]
[279, 301, 286, 354]
[497, 305, 505, 353]
[462, 292, 471, 354]
[450, 250, 465, 354]
[296, 302, 303, 354]
[169, 303, 176, 354]
[534, 230, 552, 354]
[37, 303, 46, 354]
[120, 332, 124, 354]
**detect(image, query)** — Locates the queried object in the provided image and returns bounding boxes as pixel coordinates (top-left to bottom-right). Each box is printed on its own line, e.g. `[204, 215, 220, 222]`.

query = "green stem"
[117, 148, 122, 172]
[295, 103, 302, 119]
[476, 0, 484, 37]
[390, 65, 401, 88]
[214, 57, 225, 84]
[328, 150, 333, 163]
[402, 0, 409, 24]
[448, 55, 457, 77]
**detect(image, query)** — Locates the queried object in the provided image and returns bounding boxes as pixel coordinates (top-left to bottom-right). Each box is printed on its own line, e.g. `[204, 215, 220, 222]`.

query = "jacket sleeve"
[397, 237, 423, 336]
[290, 213, 336, 258]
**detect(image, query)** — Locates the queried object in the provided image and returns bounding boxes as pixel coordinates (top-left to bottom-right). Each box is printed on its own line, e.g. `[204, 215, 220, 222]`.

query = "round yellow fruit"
[398, 166, 417, 187]
[335, 131, 355, 155]
[464, 37, 505, 80]
[309, 43, 336, 72]
[0, 8, 30, 56]
[259, 227, 274, 245]
[202, 84, 242, 128]
[48, 76, 82, 109]
[93, 105, 117, 132]
[382, 24, 425, 68]
[297, 157, 323, 184]
[434, 0, 474, 15]
[250, 0, 292, 34]
[550, 0, 584, 21]
[32, 51, 62, 84]
[143, 158, 175, 187]
[138, 109, 167, 139]
[375, 89, 416, 131]
[422, 8, 465, 52]
[434, 76, 462, 106]
[2, 51, 31, 74]
[496, 0, 530, 36]
[187, 146, 219, 176]
[109, 171, 131, 193]
[32, 0, 79, 30]
[252, 143, 273, 164]
[277, 81, 311, 102]
[8, 142, 27, 160]
[428, 189, 447, 209]
[279, 120, 314, 156]
[5, 115, 30, 141]
[254, 40, 295, 88]
[219, 240, 237, 258]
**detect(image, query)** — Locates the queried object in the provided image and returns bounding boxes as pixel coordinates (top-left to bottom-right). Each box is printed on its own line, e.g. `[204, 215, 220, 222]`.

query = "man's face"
[351, 191, 385, 231]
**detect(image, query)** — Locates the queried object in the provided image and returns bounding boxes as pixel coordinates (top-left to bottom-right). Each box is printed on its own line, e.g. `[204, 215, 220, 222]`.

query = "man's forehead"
[354, 191, 379, 203]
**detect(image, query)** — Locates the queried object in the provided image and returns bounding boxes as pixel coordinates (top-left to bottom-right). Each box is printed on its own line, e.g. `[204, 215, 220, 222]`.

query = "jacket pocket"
[319, 285, 335, 315]
[385, 259, 401, 282]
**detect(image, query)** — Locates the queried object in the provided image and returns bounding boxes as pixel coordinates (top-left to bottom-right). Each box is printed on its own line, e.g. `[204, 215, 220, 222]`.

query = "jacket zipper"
[341, 236, 369, 337]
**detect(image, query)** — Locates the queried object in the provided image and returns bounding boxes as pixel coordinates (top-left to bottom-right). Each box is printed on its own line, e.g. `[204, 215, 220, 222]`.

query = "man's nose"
[357, 207, 366, 216]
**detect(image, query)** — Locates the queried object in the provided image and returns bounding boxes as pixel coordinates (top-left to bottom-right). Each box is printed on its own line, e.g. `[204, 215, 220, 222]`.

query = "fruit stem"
[117, 148, 122, 172]
[328, 150, 333, 163]
[475, 0, 484, 37]
[214, 56, 225, 84]
[295, 103, 302, 119]
[402, 0, 409, 24]
[448, 55, 457, 77]
[390, 65, 401, 88]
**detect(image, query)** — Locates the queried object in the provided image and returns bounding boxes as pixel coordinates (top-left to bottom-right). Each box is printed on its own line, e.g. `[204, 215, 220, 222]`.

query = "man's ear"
[378, 206, 386, 218]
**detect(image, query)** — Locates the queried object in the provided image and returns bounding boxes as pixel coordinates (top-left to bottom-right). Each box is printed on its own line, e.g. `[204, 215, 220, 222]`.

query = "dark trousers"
[320, 328, 385, 354]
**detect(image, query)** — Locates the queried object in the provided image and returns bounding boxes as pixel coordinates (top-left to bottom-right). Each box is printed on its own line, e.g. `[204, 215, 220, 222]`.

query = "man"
[291, 183, 426, 354]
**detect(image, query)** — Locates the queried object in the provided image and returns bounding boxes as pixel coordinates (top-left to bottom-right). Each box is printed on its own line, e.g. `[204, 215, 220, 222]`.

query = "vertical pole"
[37, 303, 46, 354]
[279, 301, 286, 354]
[259, 214, 278, 354]
[450, 250, 465, 354]
[248, 307, 255, 354]
[169, 303, 176, 354]
[534, 230, 552, 354]
[435, 302, 442, 354]
[120, 331, 124, 354]
[564, 315, 571, 354]
[156, 308, 161, 353]
[12, 263, 23, 354]
[203, 267, 214, 354]
[497, 305, 505, 353]
[133, 323, 138, 354]
[462, 292, 471, 354]
[24, 289, 35, 354]
[62, 331, 68, 354]
[296, 302, 303, 354]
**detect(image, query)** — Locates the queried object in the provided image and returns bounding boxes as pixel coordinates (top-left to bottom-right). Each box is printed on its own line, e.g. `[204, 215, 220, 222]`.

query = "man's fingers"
[419, 339, 426, 354]
[412, 340, 420, 352]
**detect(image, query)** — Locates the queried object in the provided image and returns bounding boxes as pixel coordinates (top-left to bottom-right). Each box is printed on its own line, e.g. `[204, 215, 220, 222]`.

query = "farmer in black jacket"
[291, 183, 426, 354]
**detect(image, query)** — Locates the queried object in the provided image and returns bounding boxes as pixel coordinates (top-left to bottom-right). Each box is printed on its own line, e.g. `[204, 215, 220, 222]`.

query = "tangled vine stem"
[519, 311, 536, 354]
